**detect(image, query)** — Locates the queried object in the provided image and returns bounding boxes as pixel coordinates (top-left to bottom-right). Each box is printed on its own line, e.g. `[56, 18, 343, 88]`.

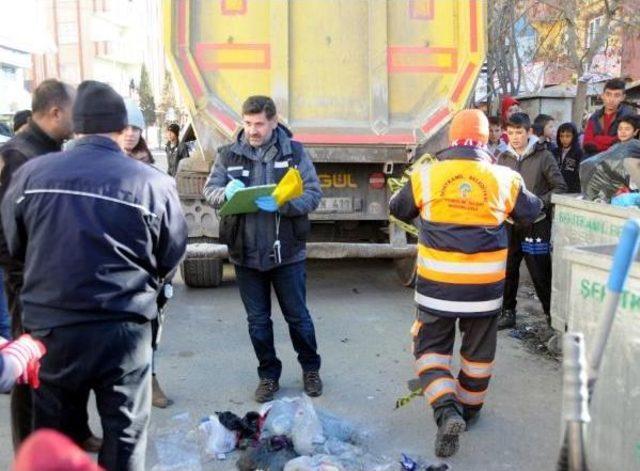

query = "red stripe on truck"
[294, 133, 416, 145]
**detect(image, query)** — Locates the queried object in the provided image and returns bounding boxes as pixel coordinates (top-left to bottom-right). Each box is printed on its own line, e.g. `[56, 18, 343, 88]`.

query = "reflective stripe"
[415, 353, 452, 375]
[424, 377, 456, 404]
[22, 189, 158, 218]
[460, 356, 494, 379]
[415, 292, 503, 313]
[417, 264, 505, 284]
[416, 244, 508, 285]
[418, 245, 508, 263]
[410, 320, 422, 337]
[227, 166, 243, 171]
[274, 161, 289, 168]
[456, 382, 487, 406]
[418, 256, 506, 274]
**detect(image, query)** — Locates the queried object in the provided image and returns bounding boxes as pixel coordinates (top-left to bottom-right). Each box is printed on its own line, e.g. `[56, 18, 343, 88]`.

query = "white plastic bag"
[198, 414, 237, 458]
[261, 397, 300, 437]
[291, 395, 325, 455]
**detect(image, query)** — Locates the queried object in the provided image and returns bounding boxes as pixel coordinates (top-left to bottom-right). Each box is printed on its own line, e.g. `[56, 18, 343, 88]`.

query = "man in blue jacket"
[1, 81, 187, 471]
[203, 95, 323, 403]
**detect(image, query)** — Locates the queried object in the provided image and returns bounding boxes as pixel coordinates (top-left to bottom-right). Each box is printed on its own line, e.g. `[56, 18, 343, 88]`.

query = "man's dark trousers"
[31, 320, 152, 471]
[4, 266, 31, 449]
[503, 218, 552, 317]
[234, 260, 321, 380]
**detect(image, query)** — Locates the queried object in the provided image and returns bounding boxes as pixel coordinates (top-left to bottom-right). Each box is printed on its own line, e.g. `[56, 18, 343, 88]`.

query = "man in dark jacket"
[1, 81, 187, 471]
[583, 78, 636, 155]
[203, 95, 323, 403]
[497, 113, 567, 329]
[0, 79, 81, 451]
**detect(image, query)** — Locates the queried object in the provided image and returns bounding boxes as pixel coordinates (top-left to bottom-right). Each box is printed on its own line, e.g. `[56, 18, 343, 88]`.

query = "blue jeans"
[0, 269, 11, 339]
[234, 261, 321, 380]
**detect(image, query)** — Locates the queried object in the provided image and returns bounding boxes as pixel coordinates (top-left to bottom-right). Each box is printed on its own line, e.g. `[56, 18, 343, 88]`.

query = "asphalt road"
[0, 259, 561, 470]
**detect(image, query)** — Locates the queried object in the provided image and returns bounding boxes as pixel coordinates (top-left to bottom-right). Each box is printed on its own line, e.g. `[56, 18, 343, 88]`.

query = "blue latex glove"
[224, 179, 245, 201]
[255, 195, 279, 212]
[611, 193, 640, 207]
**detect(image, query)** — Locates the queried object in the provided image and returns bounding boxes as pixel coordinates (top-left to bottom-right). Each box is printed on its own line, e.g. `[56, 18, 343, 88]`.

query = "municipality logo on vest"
[459, 182, 472, 198]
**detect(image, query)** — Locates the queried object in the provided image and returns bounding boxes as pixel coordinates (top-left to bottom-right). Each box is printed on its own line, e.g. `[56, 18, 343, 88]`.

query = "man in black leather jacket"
[0, 79, 81, 451]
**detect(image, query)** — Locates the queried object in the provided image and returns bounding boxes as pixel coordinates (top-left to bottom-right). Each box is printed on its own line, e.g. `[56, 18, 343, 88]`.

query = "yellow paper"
[273, 168, 304, 205]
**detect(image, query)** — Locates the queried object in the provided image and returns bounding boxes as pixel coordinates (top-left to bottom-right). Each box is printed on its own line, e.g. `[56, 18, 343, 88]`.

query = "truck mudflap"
[186, 242, 416, 260]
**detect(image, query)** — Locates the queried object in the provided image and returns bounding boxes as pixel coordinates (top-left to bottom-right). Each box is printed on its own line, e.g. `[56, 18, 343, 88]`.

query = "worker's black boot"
[497, 308, 516, 330]
[463, 408, 481, 430]
[434, 405, 466, 458]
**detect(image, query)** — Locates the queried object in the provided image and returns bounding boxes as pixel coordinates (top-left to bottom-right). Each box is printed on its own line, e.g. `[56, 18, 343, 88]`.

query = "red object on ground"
[13, 429, 103, 471]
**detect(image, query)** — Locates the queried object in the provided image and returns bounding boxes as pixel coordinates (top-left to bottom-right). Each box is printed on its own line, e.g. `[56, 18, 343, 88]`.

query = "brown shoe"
[254, 378, 279, 403]
[303, 371, 323, 397]
[80, 434, 103, 453]
[152, 375, 174, 408]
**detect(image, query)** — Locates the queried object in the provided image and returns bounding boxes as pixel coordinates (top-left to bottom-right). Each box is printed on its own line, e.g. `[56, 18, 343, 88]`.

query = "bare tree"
[486, 0, 524, 111]
[534, 0, 639, 123]
[487, 0, 640, 122]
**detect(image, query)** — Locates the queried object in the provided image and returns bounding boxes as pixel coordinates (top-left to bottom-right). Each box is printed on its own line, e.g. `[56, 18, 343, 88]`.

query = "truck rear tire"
[180, 257, 223, 288]
[394, 257, 417, 287]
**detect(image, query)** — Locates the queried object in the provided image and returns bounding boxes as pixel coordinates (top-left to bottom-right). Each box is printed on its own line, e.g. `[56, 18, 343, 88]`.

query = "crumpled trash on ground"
[261, 397, 301, 437]
[152, 398, 431, 471]
[238, 396, 397, 471]
[217, 410, 262, 448]
[262, 396, 359, 445]
[283, 454, 345, 471]
[291, 395, 325, 455]
[237, 435, 298, 471]
[150, 413, 202, 471]
[198, 414, 237, 458]
[316, 409, 360, 444]
[400, 453, 451, 471]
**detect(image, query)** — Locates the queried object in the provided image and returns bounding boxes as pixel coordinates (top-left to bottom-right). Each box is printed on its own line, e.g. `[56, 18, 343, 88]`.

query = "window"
[0, 65, 16, 76]
[586, 15, 604, 49]
[0, 64, 17, 85]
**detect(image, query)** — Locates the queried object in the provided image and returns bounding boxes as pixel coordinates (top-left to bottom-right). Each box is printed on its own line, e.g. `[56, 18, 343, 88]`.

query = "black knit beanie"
[73, 80, 127, 134]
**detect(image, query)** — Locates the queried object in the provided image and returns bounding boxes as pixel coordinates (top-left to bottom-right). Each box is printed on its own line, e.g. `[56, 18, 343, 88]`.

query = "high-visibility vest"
[391, 146, 537, 318]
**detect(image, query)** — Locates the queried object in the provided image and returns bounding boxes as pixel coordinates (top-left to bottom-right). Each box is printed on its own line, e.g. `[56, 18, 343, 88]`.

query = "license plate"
[317, 197, 353, 213]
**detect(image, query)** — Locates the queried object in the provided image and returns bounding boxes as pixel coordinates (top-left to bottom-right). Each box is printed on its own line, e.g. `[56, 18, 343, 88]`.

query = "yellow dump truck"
[163, 0, 486, 287]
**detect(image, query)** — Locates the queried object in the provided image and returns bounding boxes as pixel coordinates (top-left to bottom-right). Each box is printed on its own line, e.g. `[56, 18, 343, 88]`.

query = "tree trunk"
[573, 80, 589, 126]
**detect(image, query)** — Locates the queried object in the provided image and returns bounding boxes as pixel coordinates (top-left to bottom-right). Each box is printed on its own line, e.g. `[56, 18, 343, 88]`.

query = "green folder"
[218, 184, 276, 216]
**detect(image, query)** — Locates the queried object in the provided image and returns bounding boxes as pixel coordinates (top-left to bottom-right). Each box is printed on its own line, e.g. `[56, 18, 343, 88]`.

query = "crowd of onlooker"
[479, 77, 639, 330]
[485, 78, 639, 203]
